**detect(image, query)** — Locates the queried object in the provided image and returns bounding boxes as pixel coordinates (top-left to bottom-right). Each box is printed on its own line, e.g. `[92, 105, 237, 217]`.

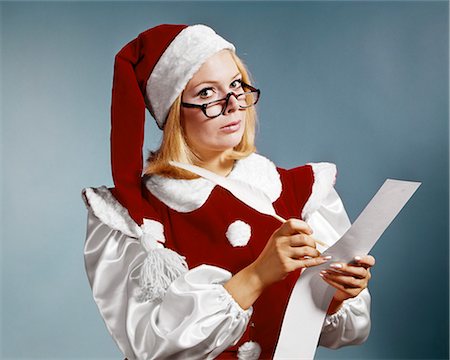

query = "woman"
[82, 24, 375, 359]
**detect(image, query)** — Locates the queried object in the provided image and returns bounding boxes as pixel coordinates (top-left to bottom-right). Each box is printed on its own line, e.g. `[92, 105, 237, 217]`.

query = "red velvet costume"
[139, 164, 313, 358]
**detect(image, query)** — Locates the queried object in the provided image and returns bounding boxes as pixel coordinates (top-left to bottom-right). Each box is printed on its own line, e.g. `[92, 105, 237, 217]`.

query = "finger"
[320, 271, 366, 290]
[352, 255, 376, 268]
[293, 256, 331, 269]
[290, 246, 321, 259]
[289, 233, 316, 249]
[279, 218, 313, 236]
[319, 274, 361, 298]
[328, 262, 368, 279]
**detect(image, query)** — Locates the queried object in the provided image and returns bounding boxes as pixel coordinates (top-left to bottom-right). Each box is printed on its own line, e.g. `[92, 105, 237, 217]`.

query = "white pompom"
[237, 341, 262, 360]
[226, 220, 251, 247]
[141, 219, 165, 250]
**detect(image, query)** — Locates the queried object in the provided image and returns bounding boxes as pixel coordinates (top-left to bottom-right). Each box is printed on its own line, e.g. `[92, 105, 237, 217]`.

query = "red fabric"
[140, 164, 315, 359]
[110, 24, 188, 226]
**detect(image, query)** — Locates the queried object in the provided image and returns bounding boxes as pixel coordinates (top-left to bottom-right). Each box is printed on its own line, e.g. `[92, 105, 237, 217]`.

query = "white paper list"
[274, 179, 421, 359]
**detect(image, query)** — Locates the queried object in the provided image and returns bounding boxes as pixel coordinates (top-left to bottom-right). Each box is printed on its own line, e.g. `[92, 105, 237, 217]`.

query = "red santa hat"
[110, 24, 235, 225]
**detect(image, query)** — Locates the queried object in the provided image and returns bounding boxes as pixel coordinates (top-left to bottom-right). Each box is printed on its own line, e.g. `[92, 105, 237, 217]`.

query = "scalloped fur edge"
[301, 162, 337, 221]
[81, 186, 142, 238]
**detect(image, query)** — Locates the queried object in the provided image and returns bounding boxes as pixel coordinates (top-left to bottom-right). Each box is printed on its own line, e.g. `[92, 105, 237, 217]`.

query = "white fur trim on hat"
[301, 162, 337, 221]
[226, 220, 251, 247]
[146, 24, 235, 128]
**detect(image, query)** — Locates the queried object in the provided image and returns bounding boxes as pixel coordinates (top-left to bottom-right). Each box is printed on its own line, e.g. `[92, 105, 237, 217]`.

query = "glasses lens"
[236, 91, 259, 108]
[203, 89, 260, 118]
[205, 99, 226, 118]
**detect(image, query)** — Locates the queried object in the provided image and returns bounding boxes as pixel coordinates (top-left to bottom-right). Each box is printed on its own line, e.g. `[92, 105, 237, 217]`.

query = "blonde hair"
[144, 51, 258, 180]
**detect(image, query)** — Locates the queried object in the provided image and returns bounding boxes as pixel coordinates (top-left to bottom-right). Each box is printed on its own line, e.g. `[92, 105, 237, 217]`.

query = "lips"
[220, 120, 241, 129]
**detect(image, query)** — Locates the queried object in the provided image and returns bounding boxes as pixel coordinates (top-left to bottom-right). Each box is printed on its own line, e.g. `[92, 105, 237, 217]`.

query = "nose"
[224, 93, 240, 114]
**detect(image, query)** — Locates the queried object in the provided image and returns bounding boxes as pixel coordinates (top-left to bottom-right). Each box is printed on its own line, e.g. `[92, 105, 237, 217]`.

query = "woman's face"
[181, 50, 246, 160]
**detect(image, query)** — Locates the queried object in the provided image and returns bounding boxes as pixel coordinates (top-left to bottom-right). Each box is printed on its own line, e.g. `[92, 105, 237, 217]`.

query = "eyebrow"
[191, 72, 241, 90]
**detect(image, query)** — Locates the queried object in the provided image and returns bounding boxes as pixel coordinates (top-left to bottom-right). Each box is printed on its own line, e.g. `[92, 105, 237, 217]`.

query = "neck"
[195, 151, 235, 177]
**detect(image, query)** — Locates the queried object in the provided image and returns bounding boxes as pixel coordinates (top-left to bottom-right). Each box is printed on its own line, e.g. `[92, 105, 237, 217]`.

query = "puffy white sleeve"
[301, 163, 371, 349]
[82, 186, 252, 360]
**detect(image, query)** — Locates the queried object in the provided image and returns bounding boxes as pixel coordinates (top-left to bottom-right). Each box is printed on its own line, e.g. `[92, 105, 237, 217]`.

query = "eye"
[197, 87, 215, 99]
[230, 79, 243, 90]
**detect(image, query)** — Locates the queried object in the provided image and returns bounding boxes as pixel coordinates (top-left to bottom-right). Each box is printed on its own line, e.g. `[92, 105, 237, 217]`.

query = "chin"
[220, 134, 245, 150]
[194, 129, 245, 155]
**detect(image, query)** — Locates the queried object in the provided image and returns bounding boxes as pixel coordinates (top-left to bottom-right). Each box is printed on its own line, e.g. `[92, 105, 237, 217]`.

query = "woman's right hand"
[249, 218, 330, 288]
[224, 218, 329, 310]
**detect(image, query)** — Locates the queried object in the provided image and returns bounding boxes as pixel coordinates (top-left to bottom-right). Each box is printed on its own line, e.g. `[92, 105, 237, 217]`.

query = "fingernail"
[319, 273, 325, 278]
[354, 256, 362, 261]
[322, 256, 332, 260]
[330, 263, 342, 269]
[320, 270, 327, 275]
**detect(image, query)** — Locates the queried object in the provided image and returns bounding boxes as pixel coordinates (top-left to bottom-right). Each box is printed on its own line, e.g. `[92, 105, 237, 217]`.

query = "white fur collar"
[145, 153, 282, 212]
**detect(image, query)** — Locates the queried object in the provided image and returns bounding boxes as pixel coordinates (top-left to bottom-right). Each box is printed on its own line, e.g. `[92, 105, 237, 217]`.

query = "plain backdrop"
[1, 1, 449, 359]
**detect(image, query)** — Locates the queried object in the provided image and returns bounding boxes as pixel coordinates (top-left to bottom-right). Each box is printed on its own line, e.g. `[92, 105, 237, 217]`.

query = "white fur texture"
[229, 153, 282, 202]
[141, 219, 166, 251]
[146, 24, 235, 127]
[301, 162, 337, 221]
[226, 220, 251, 247]
[146, 175, 215, 212]
[237, 341, 262, 360]
[145, 153, 282, 212]
[81, 186, 142, 238]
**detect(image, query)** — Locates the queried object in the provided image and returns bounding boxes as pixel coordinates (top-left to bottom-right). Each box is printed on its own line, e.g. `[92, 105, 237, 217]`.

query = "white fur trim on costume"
[81, 186, 142, 238]
[237, 341, 262, 360]
[146, 175, 216, 212]
[146, 24, 235, 127]
[82, 187, 188, 303]
[145, 153, 282, 212]
[301, 162, 337, 221]
[226, 220, 251, 247]
[229, 153, 281, 202]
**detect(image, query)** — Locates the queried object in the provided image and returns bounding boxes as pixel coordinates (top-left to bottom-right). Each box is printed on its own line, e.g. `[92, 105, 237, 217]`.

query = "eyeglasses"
[181, 82, 261, 119]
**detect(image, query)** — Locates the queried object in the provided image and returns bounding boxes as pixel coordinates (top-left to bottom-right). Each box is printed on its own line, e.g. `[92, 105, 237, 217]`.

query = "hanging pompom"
[131, 220, 188, 302]
[134, 247, 188, 302]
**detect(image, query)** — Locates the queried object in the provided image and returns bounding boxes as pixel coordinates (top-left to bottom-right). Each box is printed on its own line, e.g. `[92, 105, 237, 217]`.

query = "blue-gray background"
[1, 1, 448, 359]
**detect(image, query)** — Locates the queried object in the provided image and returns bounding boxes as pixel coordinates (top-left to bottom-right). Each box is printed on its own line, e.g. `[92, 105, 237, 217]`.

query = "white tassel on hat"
[135, 247, 188, 302]
[132, 219, 188, 302]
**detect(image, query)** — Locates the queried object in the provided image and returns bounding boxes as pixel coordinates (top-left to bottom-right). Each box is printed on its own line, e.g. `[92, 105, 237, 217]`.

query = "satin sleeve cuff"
[319, 288, 371, 348]
[146, 265, 252, 359]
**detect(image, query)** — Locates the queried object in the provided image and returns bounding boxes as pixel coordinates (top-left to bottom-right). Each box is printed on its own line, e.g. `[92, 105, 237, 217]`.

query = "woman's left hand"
[320, 255, 375, 303]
